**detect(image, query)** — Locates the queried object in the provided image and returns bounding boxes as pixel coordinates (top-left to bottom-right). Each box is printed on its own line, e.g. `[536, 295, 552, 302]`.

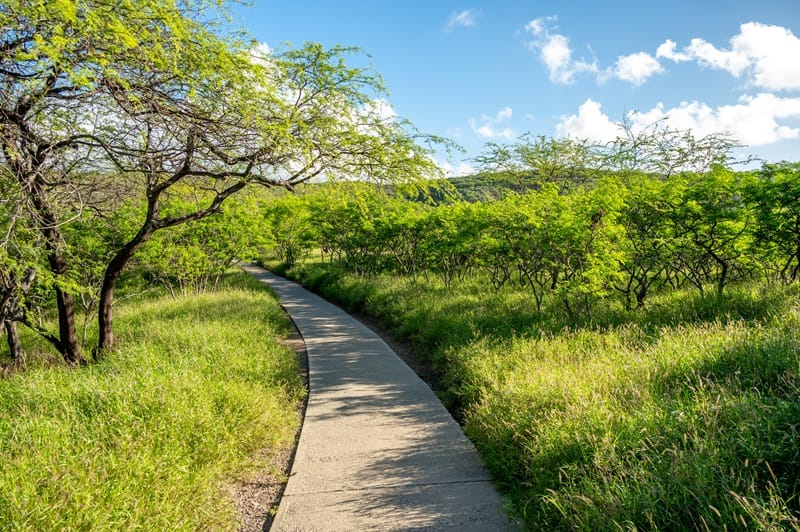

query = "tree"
[265, 192, 314, 269]
[418, 202, 480, 289]
[664, 169, 753, 296]
[604, 118, 742, 179]
[1, 0, 440, 360]
[615, 176, 674, 309]
[747, 163, 800, 282]
[475, 134, 601, 192]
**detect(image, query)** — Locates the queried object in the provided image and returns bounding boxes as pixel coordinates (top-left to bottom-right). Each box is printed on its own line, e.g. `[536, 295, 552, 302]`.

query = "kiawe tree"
[1, 0, 440, 361]
[475, 134, 601, 192]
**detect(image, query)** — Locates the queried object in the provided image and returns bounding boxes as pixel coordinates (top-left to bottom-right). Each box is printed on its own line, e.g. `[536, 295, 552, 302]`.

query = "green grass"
[283, 261, 800, 530]
[0, 272, 305, 530]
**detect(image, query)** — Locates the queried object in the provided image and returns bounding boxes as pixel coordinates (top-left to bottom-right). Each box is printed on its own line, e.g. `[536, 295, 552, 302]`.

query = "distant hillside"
[444, 170, 541, 202]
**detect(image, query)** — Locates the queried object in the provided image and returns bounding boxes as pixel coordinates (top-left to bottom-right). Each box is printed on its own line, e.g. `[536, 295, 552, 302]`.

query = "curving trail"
[243, 264, 517, 531]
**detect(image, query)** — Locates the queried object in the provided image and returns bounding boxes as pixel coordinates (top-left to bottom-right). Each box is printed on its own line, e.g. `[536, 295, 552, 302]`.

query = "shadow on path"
[242, 264, 517, 531]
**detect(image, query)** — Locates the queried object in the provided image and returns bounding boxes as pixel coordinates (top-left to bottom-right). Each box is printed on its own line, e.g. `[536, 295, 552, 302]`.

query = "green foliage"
[747, 162, 800, 281]
[281, 260, 800, 530]
[664, 168, 755, 296]
[475, 135, 602, 192]
[261, 164, 799, 326]
[265, 192, 315, 268]
[615, 175, 674, 309]
[270, 160, 800, 529]
[136, 192, 271, 293]
[3, 0, 443, 358]
[444, 170, 541, 202]
[0, 272, 305, 529]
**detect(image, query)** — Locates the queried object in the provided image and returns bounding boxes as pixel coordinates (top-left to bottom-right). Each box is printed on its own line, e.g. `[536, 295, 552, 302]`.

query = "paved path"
[242, 264, 517, 531]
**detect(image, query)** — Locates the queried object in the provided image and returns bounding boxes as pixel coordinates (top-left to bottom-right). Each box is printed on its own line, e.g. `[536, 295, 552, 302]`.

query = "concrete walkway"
[242, 264, 516, 531]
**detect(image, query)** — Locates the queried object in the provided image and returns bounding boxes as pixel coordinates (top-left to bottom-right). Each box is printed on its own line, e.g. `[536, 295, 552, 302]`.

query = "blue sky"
[231, 1, 800, 175]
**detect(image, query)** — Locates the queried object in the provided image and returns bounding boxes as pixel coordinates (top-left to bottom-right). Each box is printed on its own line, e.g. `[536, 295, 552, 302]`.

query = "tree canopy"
[1, 0, 442, 362]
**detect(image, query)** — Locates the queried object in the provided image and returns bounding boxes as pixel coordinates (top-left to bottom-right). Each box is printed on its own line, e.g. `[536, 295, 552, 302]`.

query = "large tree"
[1, 0, 440, 361]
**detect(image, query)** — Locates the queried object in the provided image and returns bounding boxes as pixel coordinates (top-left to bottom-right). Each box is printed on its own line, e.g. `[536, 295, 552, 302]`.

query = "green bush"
[282, 262, 800, 530]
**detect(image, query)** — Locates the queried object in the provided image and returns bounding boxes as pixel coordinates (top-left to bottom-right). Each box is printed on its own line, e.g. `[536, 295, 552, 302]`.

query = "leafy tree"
[549, 182, 625, 319]
[136, 191, 270, 294]
[1, 1, 439, 360]
[605, 118, 742, 179]
[475, 188, 561, 310]
[418, 203, 480, 288]
[615, 176, 675, 309]
[664, 169, 753, 296]
[476, 134, 601, 192]
[309, 184, 381, 273]
[265, 192, 314, 269]
[372, 197, 429, 276]
[747, 163, 800, 282]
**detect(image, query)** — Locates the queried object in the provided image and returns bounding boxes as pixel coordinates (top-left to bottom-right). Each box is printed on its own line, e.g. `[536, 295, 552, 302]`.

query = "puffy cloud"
[527, 20, 800, 90]
[614, 52, 664, 86]
[524, 16, 598, 84]
[557, 94, 800, 146]
[525, 17, 661, 86]
[655, 39, 691, 62]
[366, 98, 397, 121]
[556, 99, 623, 142]
[351, 98, 399, 136]
[469, 107, 515, 140]
[437, 159, 475, 177]
[496, 106, 512, 121]
[656, 22, 800, 91]
[445, 9, 479, 32]
[524, 16, 555, 36]
[684, 38, 750, 76]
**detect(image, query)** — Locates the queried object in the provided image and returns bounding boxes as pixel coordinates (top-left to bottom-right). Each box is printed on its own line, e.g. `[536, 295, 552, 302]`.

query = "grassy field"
[283, 261, 800, 530]
[0, 272, 305, 530]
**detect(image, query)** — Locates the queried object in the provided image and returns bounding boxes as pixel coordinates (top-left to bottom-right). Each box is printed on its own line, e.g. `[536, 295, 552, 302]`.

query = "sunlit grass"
[0, 272, 305, 530]
[284, 261, 800, 530]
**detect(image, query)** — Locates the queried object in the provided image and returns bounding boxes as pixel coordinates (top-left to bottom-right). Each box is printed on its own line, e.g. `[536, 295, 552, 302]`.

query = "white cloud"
[524, 16, 598, 84]
[350, 98, 399, 136]
[248, 42, 275, 71]
[684, 37, 750, 76]
[496, 106, 512, 121]
[445, 9, 479, 32]
[524, 16, 556, 36]
[366, 98, 397, 121]
[556, 99, 623, 142]
[469, 107, 515, 140]
[657, 22, 800, 91]
[437, 159, 475, 177]
[655, 39, 691, 62]
[614, 52, 664, 86]
[557, 94, 800, 146]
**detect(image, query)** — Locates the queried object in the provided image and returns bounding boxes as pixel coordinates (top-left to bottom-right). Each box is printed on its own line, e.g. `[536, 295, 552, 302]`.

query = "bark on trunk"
[26, 175, 83, 364]
[4, 320, 24, 363]
[97, 231, 153, 354]
[54, 285, 82, 364]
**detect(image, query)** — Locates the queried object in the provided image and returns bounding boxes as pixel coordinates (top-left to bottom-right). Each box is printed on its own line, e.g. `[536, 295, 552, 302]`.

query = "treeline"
[268, 162, 800, 318]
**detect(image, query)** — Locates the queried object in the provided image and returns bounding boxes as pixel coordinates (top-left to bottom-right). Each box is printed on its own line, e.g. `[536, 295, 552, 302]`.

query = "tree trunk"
[54, 285, 82, 364]
[97, 230, 153, 354]
[26, 177, 83, 364]
[4, 320, 24, 363]
[42, 224, 83, 365]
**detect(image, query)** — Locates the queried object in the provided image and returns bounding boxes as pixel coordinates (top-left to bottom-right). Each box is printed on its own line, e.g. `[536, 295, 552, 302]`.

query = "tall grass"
[285, 262, 800, 530]
[0, 272, 305, 530]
